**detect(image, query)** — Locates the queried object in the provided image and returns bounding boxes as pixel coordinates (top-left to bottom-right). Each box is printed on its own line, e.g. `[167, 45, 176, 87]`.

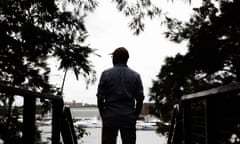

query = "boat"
[74, 117, 102, 128]
[136, 120, 157, 130]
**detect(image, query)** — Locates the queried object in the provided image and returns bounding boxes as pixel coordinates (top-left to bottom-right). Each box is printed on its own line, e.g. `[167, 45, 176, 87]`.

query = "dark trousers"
[102, 126, 136, 144]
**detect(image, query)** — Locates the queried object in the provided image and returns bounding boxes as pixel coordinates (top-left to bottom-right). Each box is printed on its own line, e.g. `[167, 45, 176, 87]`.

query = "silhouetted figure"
[97, 47, 145, 144]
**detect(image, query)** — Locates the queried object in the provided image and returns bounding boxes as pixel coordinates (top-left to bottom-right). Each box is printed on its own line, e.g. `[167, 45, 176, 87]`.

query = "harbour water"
[39, 126, 167, 144]
[81, 128, 167, 144]
[38, 107, 167, 144]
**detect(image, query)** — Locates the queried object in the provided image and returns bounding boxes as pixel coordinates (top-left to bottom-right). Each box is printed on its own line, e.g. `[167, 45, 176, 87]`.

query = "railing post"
[23, 96, 36, 144]
[183, 101, 191, 144]
[167, 104, 180, 144]
[61, 107, 78, 144]
[52, 99, 63, 144]
[205, 97, 216, 144]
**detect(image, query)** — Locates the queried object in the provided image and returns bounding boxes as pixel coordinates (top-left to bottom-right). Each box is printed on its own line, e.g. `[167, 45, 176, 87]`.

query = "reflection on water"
[82, 128, 167, 144]
[38, 107, 167, 144]
[39, 126, 167, 144]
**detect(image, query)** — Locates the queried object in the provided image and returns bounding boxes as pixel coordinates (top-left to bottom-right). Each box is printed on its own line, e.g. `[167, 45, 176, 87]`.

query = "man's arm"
[96, 72, 106, 117]
[135, 74, 144, 116]
[136, 100, 143, 116]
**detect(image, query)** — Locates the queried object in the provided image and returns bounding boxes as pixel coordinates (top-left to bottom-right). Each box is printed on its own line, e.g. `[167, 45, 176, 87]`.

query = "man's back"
[97, 64, 144, 127]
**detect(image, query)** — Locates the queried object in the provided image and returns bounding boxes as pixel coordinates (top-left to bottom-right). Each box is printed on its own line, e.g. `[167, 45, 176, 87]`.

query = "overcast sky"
[49, 0, 202, 104]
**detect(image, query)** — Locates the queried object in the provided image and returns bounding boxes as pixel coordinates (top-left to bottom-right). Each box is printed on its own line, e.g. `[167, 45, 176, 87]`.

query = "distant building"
[70, 106, 99, 120]
[68, 103, 155, 120]
[65, 100, 83, 108]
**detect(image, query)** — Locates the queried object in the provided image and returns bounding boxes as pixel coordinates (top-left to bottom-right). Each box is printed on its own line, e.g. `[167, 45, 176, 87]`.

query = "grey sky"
[49, 0, 201, 104]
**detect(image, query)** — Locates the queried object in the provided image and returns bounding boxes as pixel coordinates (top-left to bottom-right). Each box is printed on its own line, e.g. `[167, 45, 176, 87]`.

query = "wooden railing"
[0, 83, 77, 144]
[167, 104, 181, 144]
[167, 83, 240, 144]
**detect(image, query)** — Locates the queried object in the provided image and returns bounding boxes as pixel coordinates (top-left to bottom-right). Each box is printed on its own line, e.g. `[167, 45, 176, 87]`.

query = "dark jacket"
[97, 64, 144, 128]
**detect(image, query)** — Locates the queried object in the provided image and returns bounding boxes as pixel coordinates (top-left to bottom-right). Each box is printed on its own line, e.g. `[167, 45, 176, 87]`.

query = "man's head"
[111, 47, 129, 65]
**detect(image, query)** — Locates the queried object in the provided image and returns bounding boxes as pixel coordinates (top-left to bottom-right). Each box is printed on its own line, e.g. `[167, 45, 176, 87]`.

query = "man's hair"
[112, 47, 129, 65]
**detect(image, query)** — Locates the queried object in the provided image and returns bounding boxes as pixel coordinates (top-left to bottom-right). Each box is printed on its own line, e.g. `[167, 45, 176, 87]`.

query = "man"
[97, 47, 144, 144]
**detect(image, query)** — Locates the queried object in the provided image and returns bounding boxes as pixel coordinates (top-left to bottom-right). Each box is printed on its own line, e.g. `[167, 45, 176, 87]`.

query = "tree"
[0, 0, 97, 143]
[0, 0, 99, 92]
[111, 0, 162, 35]
[150, 0, 240, 134]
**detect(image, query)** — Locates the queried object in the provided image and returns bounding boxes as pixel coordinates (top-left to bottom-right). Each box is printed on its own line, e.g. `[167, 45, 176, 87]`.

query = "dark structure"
[167, 83, 240, 144]
[0, 83, 77, 144]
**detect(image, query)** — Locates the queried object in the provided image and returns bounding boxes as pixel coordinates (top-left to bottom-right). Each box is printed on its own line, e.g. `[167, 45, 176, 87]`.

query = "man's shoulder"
[102, 66, 140, 76]
[102, 67, 114, 73]
[101, 67, 115, 77]
[126, 67, 140, 75]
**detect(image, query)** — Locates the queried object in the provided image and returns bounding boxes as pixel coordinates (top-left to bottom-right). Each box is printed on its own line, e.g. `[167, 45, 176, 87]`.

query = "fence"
[167, 83, 240, 144]
[0, 83, 77, 144]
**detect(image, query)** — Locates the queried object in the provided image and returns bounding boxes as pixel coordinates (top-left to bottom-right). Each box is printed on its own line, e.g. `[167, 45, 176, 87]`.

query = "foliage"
[75, 125, 89, 144]
[0, 0, 97, 143]
[150, 0, 240, 134]
[111, 0, 162, 35]
[0, 0, 98, 89]
[0, 106, 22, 144]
